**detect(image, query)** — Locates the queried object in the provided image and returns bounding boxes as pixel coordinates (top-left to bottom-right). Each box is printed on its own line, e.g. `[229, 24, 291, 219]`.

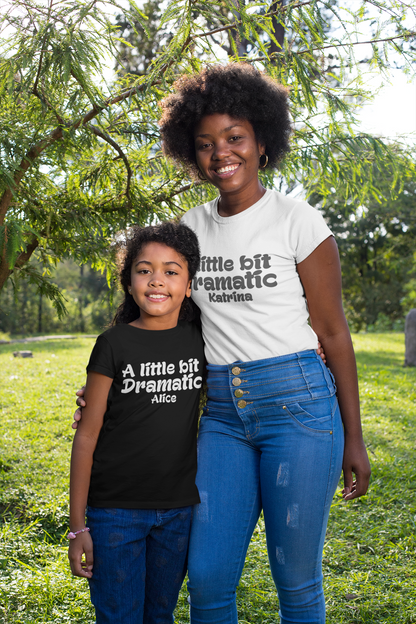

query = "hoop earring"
[259, 154, 268, 169]
[197, 169, 206, 181]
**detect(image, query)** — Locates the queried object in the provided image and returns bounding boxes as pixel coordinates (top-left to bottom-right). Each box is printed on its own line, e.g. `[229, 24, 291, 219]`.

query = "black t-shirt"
[86, 322, 204, 509]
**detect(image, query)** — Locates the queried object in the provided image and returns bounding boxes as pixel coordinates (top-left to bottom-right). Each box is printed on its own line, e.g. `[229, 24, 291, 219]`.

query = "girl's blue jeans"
[187, 350, 344, 624]
[86, 505, 193, 624]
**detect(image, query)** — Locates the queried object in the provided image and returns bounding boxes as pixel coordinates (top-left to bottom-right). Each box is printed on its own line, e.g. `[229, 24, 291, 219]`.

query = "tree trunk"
[21, 280, 28, 335]
[229, 0, 250, 57]
[0, 237, 39, 292]
[79, 265, 85, 333]
[38, 290, 43, 334]
[404, 309, 416, 366]
[269, 0, 285, 56]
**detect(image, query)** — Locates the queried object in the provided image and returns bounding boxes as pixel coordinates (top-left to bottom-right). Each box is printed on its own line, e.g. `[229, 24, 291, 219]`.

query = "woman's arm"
[297, 236, 371, 500]
[68, 371, 113, 577]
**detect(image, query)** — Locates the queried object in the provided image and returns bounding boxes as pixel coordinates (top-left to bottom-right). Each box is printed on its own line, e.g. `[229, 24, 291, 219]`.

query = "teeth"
[149, 294, 167, 299]
[216, 164, 239, 174]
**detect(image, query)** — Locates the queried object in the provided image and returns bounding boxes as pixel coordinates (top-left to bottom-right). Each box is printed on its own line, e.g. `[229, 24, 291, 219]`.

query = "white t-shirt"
[181, 188, 332, 365]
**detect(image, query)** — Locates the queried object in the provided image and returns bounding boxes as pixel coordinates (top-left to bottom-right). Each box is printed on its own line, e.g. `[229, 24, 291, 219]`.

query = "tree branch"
[0, 234, 39, 291]
[32, 44, 45, 96]
[244, 30, 416, 63]
[88, 124, 132, 201]
[269, 0, 285, 56]
[14, 235, 39, 269]
[190, 0, 313, 42]
[153, 180, 203, 206]
[0, 81, 160, 227]
[73, 0, 98, 27]
[303, 31, 416, 54]
[190, 1, 414, 58]
[0, 20, 193, 229]
[32, 84, 65, 126]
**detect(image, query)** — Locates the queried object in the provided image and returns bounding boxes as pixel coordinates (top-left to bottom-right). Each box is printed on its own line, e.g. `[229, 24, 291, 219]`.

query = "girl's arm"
[68, 371, 113, 578]
[297, 236, 371, 500]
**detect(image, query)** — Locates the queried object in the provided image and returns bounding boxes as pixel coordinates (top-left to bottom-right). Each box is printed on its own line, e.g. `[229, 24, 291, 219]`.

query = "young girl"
[68, 222, 204, 624]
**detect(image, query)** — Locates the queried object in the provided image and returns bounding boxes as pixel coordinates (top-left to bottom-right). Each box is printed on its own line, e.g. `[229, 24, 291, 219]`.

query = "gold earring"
[197, 169, 206, 181]
[259, 154, 268, 169]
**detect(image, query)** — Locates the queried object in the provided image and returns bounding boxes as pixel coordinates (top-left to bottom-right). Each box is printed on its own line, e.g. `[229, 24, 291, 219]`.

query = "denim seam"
[207, 388, 336, 412]
[312, 413, 335, 586]
[231, 483, 261, 592]
[244, 408, 260, 441]
[231, 373, 308, 387]
[246, 388, 336, 402]
[283, 402, 333, 435]
[297, 353, 313, 399]
[331, 394, 339, 418]
[224, 357, 317, 372]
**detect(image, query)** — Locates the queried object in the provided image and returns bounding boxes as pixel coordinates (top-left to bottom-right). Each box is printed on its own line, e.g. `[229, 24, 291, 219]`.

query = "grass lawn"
[0, 333, 415, 623]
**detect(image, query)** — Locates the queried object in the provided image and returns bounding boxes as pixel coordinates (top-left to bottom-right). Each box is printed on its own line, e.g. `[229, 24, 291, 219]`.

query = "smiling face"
[194, 113, 265, 213]
[129, 242, 192, 330]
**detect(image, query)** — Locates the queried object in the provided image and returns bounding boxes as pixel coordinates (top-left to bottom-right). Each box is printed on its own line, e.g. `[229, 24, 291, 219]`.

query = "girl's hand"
[342, 434, 371, 500]
[72, 386, 86, 430]
[68, 532, 94, 578]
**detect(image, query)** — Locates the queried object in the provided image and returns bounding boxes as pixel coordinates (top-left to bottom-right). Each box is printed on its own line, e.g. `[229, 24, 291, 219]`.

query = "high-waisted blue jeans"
[187, 350, 344, 624]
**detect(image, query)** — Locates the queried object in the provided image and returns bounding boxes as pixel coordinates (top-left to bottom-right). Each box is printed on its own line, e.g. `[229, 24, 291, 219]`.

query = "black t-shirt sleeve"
[86, 334, 116, 379]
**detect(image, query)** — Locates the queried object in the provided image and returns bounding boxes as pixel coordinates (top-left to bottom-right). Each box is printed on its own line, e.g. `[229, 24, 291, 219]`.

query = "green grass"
[1, 333, 415, 623]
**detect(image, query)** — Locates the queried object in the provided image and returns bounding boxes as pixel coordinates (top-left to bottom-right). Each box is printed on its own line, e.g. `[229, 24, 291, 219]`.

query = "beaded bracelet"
[67, 527, 90, 540]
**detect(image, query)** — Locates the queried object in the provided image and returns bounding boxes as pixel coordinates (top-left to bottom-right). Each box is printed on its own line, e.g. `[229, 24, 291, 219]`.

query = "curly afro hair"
[113, 222, 200, 325]
[159, 63, 291, 176]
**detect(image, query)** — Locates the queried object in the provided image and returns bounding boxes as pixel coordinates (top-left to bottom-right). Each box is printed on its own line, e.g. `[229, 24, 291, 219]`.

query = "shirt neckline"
[210, 188, 272, 224]
[122, 322, 184, 335]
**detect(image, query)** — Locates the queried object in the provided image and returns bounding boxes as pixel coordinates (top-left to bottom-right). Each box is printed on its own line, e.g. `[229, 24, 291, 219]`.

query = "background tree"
[0, 260, 121, 336]
[310, 162, 416, 331]
[114, 1, 171, 76]
[0, 0, 415, 321]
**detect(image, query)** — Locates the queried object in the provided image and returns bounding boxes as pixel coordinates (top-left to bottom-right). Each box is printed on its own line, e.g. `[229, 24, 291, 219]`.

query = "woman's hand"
[68, 532, 94, 578]
[342, 434, 371, 500]
[72, 386, 86, 430]
[316, 341, 326, 364]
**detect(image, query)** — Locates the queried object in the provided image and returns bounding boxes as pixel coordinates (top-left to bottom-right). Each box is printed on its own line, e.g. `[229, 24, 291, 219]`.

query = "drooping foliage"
[0, 0, 415, 316]
[310, 162, 416, 331]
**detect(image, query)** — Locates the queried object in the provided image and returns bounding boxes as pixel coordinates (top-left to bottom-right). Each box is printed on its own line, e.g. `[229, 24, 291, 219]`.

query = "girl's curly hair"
[159, 63, 291, 176]
[112, 222, 201, 325]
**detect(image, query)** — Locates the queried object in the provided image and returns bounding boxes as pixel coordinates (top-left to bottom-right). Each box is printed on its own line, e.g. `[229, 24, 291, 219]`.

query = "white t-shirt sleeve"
[289, 201, 333, 264]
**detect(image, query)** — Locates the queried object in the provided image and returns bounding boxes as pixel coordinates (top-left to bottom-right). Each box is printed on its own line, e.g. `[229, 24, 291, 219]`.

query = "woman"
[75, 63, 370, 623]
[158, 63, 370, 624]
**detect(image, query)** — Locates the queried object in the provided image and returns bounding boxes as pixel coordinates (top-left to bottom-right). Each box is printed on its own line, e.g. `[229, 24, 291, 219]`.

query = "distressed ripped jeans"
[187, 350, 344, 624]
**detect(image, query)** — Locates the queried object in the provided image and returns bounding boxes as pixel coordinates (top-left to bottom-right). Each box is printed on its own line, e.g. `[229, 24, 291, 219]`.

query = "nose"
[212, 139, 231, 161]
[148, 271, 164, 287]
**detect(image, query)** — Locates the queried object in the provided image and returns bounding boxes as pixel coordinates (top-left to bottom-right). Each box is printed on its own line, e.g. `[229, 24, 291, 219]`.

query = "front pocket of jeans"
[283, 399, 333, 433]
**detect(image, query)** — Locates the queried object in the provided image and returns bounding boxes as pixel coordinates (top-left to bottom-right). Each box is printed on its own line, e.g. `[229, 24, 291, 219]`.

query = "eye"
[137, 269, 150, 274]
[229, 135, 242, 142]
[197, 141, 212, 150]
[166, 270, 178, 276]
